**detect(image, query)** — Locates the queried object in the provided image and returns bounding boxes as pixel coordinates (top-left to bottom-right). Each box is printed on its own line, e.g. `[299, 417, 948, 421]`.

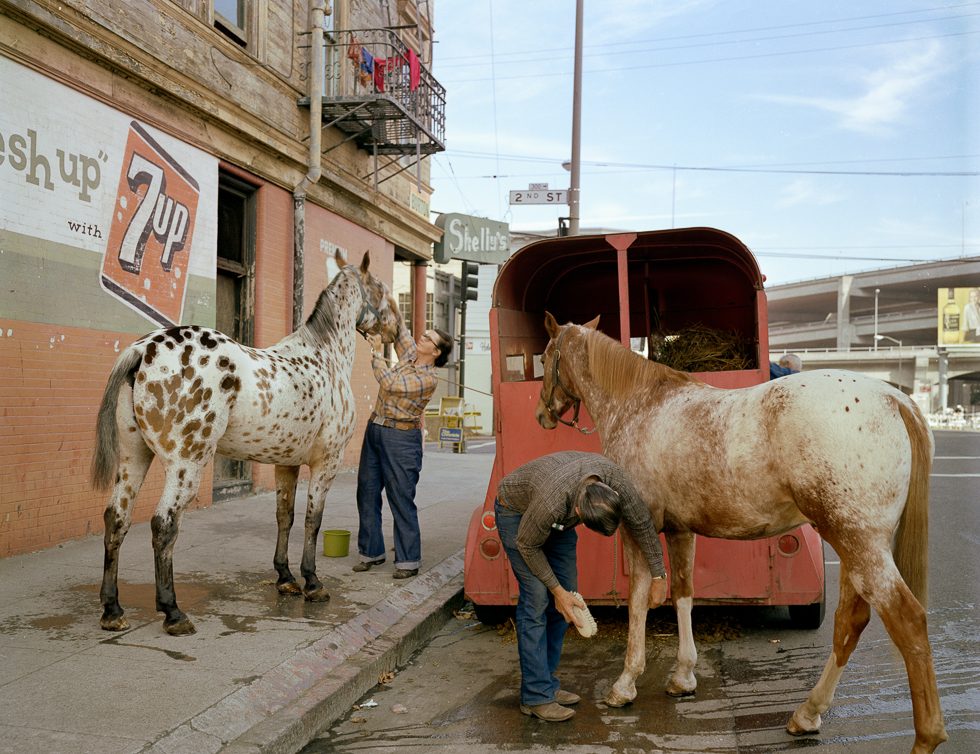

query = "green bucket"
[322, 529, 351, 557]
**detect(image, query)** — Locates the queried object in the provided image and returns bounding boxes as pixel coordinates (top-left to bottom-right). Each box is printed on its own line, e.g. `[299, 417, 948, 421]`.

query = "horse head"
[535, 311, 600, 431]
[338, 250, 401, 343]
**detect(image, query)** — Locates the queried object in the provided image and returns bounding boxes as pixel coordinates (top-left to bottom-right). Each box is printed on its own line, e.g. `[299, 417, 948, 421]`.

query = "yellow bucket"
[322, 529, 351, 557]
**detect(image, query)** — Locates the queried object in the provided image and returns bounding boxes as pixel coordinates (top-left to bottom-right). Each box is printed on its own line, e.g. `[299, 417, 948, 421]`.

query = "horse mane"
[303, 267, 350, 344]
[583, 328, 698, 396]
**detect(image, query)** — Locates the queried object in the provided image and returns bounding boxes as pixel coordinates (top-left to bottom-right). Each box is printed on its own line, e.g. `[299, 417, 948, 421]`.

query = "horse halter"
[543, 328, 596, 434]
[350, 268, 384, 334]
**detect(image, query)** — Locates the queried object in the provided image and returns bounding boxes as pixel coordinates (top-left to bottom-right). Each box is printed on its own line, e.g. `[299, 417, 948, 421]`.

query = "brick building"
[0, 1, 445, 556]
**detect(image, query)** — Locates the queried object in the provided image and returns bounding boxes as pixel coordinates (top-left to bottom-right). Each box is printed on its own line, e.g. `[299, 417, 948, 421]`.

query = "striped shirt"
[370, 326, 438, 425]
[497, 451, 665, 590]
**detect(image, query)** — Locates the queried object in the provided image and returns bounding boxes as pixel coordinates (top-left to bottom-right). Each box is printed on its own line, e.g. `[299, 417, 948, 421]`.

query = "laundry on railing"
[373, 50, 421, 93]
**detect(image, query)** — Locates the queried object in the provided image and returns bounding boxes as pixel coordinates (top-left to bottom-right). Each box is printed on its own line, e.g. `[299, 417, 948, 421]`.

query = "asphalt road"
[303, 430, 979, 753]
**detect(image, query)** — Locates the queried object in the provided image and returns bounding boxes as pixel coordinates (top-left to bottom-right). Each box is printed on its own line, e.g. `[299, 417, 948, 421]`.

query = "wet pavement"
[305, 431, 980, 754]
[0, 440, 494, 753]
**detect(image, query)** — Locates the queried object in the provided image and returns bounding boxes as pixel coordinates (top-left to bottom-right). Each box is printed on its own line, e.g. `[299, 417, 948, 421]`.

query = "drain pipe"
[292, 0, 326, 329]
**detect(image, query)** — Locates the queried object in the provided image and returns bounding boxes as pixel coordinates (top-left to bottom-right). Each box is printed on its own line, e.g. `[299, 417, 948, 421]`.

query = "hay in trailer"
[648, 325, 755, 372]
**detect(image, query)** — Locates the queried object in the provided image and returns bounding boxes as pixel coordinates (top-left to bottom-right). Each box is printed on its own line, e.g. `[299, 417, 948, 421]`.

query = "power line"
[440, 9, 980, 70]
[439, 29, 979, 84]
[434, 151, 979, 178]
[439, 2, 980, 62]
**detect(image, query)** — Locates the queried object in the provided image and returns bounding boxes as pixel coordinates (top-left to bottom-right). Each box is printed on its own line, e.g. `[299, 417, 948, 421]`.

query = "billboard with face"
[938, 287, 980, 345]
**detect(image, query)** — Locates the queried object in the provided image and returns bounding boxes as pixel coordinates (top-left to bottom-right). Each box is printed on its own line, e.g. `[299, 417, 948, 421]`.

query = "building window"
[397, 292, 434, 331]
[398, 292, 412, 330]
[214, 0, 248, 46]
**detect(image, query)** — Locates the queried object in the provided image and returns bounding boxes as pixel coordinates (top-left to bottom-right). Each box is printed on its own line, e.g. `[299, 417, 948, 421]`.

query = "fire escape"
[300, 27, 446, 187]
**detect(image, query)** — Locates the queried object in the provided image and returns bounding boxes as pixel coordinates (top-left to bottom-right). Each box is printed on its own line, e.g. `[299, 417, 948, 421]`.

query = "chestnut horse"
[91, 251, 400, 636]
[535, 313, 946, 754]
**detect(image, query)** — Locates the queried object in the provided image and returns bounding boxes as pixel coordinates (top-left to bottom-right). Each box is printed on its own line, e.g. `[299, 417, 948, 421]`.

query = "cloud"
[588, 0, 719, 44]
[759, 40, 947, 134]
[777, 179, 846, 208]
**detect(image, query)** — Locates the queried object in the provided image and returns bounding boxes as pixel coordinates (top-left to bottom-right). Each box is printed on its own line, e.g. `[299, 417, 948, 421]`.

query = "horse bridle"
[351, 269, 384, 334]
[542, 328, 596, 434]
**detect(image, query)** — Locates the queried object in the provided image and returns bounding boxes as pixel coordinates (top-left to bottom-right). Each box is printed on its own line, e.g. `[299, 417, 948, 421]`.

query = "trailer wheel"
[788, 593, 826, 630]
[474, 604, 514, 626]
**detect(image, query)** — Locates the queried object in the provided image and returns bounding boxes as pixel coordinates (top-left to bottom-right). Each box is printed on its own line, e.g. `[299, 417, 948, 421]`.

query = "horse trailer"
[463, 228, 826, 627]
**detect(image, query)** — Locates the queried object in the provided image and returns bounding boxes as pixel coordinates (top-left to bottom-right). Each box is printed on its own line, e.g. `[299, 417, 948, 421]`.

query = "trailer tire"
[788, 594, 826, 630]
[474, 604, 514, 626]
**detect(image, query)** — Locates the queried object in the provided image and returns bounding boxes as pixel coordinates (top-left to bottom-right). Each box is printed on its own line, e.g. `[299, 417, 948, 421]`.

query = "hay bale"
[648, 325, 754, 372]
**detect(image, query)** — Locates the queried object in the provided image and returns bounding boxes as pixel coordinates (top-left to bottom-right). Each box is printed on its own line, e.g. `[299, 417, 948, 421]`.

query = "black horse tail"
[91, 346, 143, 491]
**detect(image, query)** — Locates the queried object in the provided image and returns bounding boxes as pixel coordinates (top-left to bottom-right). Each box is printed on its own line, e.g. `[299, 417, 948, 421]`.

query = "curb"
[144, 551, 465, 754]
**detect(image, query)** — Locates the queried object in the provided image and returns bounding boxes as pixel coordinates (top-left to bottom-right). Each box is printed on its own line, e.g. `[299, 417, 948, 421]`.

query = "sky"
[428, 1, 979, 286]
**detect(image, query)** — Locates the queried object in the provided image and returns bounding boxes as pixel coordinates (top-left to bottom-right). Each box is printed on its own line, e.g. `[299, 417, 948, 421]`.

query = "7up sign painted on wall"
[100, 121, 200, 327]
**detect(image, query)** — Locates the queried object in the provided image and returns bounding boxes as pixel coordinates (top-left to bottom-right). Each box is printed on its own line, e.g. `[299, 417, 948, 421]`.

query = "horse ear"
[335, 249, 347, 267]
[583, 315, 600, 330]
[544, 311, 560, 339]
[360, 250, 371, 274]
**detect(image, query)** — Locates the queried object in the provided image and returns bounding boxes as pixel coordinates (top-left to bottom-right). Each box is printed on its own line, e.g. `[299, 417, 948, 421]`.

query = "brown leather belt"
[370, 412, 421, 431]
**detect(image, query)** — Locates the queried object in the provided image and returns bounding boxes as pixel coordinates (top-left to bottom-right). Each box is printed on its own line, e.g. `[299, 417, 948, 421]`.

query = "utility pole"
[568, 0, 583, 235]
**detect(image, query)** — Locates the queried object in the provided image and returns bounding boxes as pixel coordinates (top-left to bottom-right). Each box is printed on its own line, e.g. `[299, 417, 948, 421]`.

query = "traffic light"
[461, 261, 479, 302]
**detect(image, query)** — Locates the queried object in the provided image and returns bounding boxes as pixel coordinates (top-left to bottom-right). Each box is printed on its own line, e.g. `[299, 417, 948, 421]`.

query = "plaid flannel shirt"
[369, 326, 438, 425]
[497, 451, 665, 590]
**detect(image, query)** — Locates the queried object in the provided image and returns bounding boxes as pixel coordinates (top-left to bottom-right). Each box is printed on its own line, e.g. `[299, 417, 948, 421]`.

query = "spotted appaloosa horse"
[535, 314, 947, 754]
[91, 251, 400, 636]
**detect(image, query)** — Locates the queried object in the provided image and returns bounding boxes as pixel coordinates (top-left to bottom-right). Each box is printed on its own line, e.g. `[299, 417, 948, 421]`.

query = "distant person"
[353, 321, 453, 579]
[769, 352, 802, 379]
[494, 451, 667, 722]
[963, 288, 980, 343]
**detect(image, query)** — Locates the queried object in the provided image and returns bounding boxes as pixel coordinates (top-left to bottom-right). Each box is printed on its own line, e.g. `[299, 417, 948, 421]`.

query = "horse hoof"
[304, 586, 331, 603]
[603, 691, 634, 708]
[100, 614, 129, 631]
[665, 682, 697, 698]
[164, 618, 197, 636]
[277, 580, 302, 596]
[787, 710, 820, 735]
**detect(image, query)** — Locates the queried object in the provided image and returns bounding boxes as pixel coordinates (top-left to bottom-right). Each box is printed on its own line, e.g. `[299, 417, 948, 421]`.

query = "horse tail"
[892, 396, 933, 608]
[91, 345, 143, 492]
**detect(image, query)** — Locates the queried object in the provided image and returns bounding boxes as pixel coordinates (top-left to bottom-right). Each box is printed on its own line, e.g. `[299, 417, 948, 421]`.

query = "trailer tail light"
[481, 511, 497, 530]
[777, 534, 800, 556]
[479, 537, 501, 560]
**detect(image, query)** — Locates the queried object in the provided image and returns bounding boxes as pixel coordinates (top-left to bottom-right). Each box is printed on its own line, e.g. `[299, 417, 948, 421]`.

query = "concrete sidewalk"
[0, 440, 495, 754]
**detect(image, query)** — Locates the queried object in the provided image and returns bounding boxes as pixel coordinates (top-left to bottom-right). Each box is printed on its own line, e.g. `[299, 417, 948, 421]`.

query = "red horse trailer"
[463, 228, 825, 627]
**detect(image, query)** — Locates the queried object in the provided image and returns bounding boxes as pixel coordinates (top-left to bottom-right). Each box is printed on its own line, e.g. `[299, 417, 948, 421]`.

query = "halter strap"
[544, 329, 596, 435]
[350, 268, 382, 333]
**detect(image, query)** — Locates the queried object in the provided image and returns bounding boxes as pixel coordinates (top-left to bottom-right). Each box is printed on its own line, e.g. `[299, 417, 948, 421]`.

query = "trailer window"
[505, 354, 525, 381]
[532, 353, 544, 379]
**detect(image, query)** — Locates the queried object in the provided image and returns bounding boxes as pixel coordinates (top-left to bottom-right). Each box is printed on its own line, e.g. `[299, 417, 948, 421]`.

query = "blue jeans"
[356, 423, 423, 569]
[495, 498, 578, 706]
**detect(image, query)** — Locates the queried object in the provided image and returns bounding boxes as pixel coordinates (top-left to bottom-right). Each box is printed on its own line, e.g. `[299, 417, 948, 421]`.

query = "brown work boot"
[519, 701, 576, 721]
[555, 689, 581, 705]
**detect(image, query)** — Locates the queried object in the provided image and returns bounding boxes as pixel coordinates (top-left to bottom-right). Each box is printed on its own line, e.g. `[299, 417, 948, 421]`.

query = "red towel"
[408, 48, 420, 91]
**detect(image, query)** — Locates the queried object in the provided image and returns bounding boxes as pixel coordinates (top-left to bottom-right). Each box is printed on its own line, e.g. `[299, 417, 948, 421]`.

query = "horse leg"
[151, 463, 203, 635]
[876, 582, 948, 753]
[100, 413, 154, 631]
[301, 464, 337, 602]
[788, 562, 870, 735]
[665, 531, 698, 696]
[606, 535, 653, 707]
[273, 464, 302, 595]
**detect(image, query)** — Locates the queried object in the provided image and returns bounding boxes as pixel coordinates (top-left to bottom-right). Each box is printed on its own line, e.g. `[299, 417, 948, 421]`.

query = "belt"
[370, 412, 421, 431]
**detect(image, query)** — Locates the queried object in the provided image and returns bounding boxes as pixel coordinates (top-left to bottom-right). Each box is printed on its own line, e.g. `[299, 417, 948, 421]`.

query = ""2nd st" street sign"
[509, 189, 568, 205]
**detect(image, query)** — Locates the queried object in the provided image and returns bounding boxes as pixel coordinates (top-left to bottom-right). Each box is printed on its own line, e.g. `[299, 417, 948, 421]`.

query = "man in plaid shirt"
[353, 319, 452, 579]
[495, 451, 667, 721]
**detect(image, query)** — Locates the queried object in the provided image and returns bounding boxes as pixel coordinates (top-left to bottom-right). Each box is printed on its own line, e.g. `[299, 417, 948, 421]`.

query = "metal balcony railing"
[301, 27, 446, 159]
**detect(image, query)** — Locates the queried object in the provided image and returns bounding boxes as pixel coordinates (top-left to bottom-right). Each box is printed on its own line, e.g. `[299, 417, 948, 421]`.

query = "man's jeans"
[356, 423, 423, 569]
[495, 498, 578, 706]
